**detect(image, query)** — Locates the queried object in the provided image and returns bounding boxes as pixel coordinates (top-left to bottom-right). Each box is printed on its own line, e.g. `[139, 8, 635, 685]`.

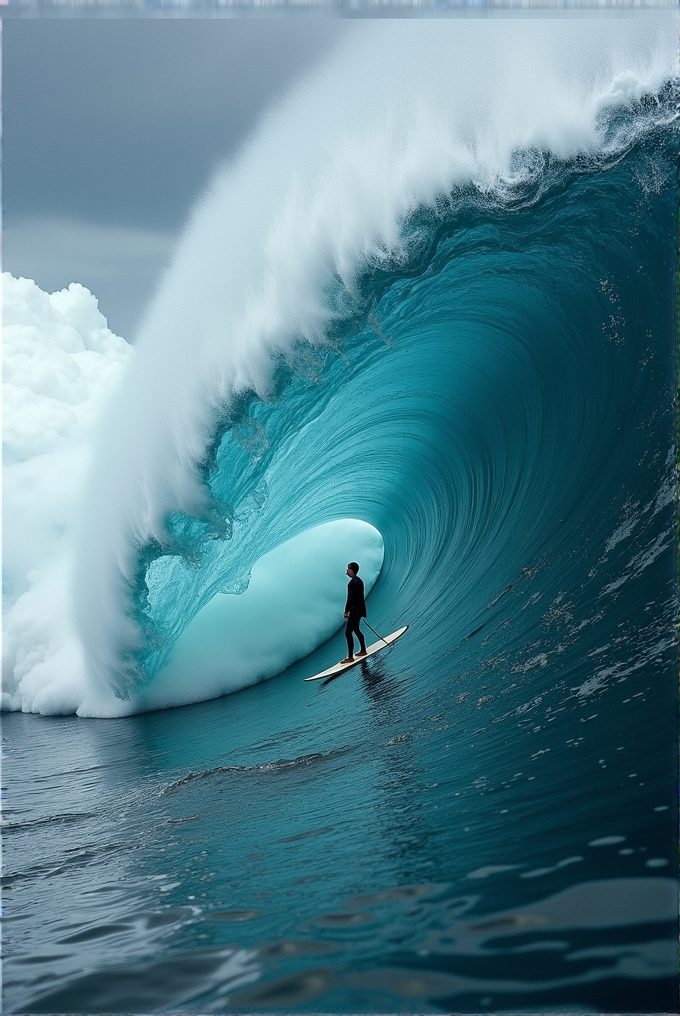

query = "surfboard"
[304, 625, 409, 682]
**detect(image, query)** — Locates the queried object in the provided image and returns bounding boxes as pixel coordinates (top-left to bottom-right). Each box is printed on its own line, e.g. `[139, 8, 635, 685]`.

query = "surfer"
[341, 562, 367, 663]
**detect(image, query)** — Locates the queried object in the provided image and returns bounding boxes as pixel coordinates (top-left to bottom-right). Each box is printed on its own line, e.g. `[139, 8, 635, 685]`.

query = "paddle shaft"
[362, 619, 390, 646]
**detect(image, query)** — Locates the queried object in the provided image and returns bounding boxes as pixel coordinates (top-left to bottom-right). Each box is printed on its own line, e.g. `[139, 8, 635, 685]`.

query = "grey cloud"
[4, 19, 347, 333]
[4, 20, 347, 232]
[4, 216, 176, 339]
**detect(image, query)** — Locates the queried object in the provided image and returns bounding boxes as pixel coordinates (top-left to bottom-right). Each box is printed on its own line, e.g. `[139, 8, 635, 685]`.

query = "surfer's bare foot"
[340, 657, 354, 664]
[356, 650, 367, 657]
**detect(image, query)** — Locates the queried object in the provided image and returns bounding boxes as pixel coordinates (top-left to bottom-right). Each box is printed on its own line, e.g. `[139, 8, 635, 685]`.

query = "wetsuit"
[345, 575, 367, 656]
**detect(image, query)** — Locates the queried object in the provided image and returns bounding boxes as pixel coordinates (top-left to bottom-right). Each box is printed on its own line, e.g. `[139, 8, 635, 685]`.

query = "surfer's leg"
[343, 618, 355, 661]
[356, 619, 367, 656]
[349, 614, 366, 656]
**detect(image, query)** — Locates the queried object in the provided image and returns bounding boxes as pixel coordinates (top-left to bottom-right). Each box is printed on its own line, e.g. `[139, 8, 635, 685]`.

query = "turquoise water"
[3, 110, 677, 1011]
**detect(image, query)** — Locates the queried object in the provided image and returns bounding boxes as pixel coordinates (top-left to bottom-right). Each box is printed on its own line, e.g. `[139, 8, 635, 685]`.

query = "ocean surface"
[2, 19, 678, 1014]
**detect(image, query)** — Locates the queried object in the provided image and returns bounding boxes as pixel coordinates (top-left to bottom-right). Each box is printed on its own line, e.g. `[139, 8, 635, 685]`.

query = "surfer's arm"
[344, 580, 353, 614]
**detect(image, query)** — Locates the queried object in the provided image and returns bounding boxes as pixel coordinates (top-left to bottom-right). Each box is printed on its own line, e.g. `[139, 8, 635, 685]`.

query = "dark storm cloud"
[3, 19, 346, 336]
[4, 19, 346, 232]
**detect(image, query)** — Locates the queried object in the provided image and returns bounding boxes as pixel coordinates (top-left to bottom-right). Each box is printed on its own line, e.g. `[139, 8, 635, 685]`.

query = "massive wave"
[2, 17, 677, 717]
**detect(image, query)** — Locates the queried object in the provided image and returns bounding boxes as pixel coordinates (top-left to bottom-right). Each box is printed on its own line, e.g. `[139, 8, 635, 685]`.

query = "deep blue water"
[2, 116, 678, 1012]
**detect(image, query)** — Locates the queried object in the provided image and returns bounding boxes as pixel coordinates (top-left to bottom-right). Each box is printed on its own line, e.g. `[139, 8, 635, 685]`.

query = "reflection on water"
[226, 875, 677, 1012]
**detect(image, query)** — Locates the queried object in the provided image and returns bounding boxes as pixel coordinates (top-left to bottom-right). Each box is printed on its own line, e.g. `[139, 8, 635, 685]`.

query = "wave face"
[63, 17, 676, 714]
[2, 19, 678, 1012]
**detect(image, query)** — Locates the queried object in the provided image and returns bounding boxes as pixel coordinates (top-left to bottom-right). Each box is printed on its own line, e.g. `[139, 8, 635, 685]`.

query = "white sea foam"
[2, 273, 130, 713]
[3, 18, 677, 715]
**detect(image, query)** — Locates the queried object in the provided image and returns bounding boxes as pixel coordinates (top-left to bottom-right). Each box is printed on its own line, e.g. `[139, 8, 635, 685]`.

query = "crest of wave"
[4, 18, 676, 715]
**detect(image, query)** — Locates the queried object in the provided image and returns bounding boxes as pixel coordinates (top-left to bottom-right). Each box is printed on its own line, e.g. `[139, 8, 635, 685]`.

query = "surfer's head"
[347, 562, 359, 577]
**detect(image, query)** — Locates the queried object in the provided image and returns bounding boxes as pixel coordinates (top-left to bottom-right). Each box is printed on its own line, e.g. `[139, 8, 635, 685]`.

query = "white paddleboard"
[304, 626, 409, 682]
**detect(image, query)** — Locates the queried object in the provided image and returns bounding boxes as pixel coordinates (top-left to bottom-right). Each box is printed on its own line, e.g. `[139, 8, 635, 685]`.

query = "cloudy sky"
[4, 20, 347, 338]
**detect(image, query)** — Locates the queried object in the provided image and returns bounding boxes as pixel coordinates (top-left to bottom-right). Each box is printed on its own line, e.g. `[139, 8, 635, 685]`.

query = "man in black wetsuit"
[341, 562, 367, 663]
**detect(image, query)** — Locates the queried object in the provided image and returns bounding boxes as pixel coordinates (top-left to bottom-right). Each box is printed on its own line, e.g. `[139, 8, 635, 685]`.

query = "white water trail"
[4, 18, 676, 715]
